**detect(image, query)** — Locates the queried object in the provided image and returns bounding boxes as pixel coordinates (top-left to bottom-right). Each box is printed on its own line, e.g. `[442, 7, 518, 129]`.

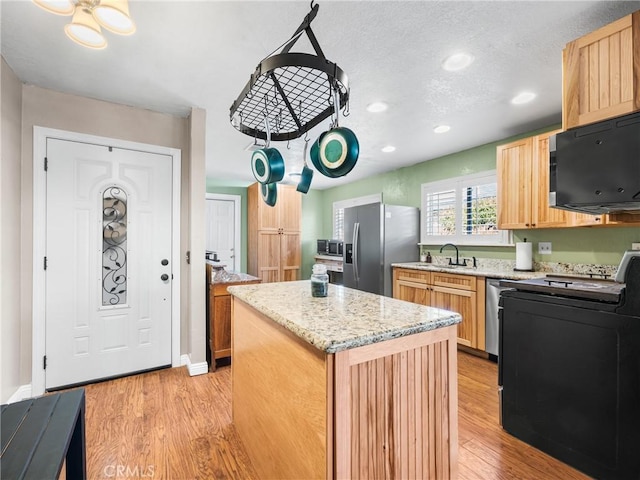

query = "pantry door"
[44, 138, 173, 389]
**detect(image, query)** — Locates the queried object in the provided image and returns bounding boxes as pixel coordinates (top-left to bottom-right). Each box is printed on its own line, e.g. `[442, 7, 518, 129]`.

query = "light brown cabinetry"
[497, 130, 566, 229]
[206, 264, 261, 370]
[248, 183, 301, 283]
[563, 11, 640, 129]
[393, 268, 486, 350]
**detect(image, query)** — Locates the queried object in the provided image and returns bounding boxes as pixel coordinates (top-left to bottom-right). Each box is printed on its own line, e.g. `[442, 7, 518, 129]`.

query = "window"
[421, 171, 510, 245]
[332, 193, 382, 240]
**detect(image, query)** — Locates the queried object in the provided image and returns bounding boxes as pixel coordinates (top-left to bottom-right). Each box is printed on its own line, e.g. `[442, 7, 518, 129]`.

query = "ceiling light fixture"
[33, 0, 136, 49]
[442, 52, 474, 72]
[381, 145, 396, 153]
[367, 102, 388, 113]
[511, 92, 536, 105]
[434, 125, 451, 134]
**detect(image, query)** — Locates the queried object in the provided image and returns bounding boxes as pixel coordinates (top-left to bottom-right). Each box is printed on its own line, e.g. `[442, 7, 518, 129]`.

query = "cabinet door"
[563, 12, 640, 129]
[392, 269, 430, 304]
[497, 138, 533, 229]
[257, 231, 281, 283]
[532, 131, 568, 228]
[212, 291, 232, 359]
[431, 285, 477, 348]
[280, 232, 301, 282]
[568, 212, 605, 227]
[278, 185, 302, 232]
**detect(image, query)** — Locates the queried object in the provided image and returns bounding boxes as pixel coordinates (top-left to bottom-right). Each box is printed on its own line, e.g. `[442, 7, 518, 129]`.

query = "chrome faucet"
[440, 243, 466, 266]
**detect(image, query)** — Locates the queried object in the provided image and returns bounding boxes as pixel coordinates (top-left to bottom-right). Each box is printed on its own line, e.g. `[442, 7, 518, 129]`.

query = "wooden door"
[532, 130, 568, 228]
[568, 212, 605, 227]
[278, 184, 302, 232]
[392, 269, 430, 304]
[431, 286, 477, 348]
[497, 138, 533, 229]
[563, 12, 640, 129]
[431, 273, 477, 348]
[257, 231, 281, 283]
[280, 232, 301, 282]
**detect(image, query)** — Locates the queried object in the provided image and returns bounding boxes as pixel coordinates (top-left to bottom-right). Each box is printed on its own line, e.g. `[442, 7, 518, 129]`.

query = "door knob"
[161, 274, 169, 281]
[161, 259, 169, 266]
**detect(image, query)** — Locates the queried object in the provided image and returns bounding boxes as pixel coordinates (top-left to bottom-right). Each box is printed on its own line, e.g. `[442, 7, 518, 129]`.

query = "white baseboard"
[180, 354, 208, 376]
[7, 384, 32, 403]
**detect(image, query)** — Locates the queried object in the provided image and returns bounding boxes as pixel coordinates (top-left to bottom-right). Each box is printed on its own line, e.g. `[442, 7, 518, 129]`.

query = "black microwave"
[317, 239, 343, 256]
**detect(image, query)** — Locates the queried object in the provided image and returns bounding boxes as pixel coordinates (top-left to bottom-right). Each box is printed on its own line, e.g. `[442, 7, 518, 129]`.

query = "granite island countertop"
[228, 281, 461, 353]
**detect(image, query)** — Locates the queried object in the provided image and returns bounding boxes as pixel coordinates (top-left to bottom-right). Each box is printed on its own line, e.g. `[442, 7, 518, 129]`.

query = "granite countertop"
[206, 261, 260, 284]
[392, 262, 546, 280]
[393, 259, 619, 280]
[228, 281, 461, 353]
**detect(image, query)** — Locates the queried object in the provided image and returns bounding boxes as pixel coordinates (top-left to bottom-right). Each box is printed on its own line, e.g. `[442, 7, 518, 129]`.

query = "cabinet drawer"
[395, 268, 430, 285]
[431, 272, 476, 291]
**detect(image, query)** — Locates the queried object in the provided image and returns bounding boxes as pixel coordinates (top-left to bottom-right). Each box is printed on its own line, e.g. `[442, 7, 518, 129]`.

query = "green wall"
[208, 123, 639, 275]
[314, 124, 640, 268]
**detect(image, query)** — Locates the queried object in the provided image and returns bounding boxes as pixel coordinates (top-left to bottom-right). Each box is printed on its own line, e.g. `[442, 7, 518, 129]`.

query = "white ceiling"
[2, 1, 639, 190]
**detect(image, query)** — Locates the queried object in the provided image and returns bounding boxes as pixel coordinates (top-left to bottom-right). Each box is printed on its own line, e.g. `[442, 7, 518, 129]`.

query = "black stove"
[500, 275, 624, 303]
[498, 256, 640, 480]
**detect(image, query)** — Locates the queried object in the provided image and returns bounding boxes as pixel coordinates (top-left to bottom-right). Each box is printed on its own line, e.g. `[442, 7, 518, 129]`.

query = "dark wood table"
[1, 388, 86, 479]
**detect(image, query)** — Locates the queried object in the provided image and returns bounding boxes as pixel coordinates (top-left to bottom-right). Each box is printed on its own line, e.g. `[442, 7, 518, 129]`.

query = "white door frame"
[205, 193, 242, 272]
[32, 126, 182, 396]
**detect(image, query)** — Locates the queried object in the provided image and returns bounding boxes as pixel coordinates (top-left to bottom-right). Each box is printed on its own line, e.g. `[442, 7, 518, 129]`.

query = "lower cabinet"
[208, 278, 261, 370]
[393, 268, 486, 350]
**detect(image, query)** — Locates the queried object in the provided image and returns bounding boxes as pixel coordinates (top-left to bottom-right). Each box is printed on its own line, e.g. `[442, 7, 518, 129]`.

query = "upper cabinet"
[497, 130, 566, 229]
[248, 183, 302, 283]
[563, 11, 640, 129]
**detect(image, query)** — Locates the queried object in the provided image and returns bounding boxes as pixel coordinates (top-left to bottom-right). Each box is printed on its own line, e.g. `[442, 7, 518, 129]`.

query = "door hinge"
[43, 355, 47, 370]
[43, 256, 47, 270]
[44, 157, 48, 171]
[186, 251, 191, 265]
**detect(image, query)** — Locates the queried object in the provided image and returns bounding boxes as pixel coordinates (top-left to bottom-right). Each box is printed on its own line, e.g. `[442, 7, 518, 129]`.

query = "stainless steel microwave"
[317, 239, 343, 256]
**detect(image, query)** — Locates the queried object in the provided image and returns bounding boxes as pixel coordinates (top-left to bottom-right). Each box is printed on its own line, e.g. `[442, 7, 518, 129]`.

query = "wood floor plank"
[82, 351, 590, 479]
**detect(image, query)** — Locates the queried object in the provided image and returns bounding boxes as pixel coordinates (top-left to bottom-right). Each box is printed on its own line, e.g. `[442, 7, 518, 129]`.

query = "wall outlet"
[632, 243, 640, 251]
[538, 242, 552, 254]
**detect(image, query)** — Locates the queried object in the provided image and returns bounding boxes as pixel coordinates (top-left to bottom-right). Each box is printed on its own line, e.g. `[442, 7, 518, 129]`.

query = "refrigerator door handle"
[353, 222, 360, 283]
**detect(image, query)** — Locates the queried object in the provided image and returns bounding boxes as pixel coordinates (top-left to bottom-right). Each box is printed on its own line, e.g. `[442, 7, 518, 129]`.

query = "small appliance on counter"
[316, 239, 343, 256]
[498, 252, 640, 479]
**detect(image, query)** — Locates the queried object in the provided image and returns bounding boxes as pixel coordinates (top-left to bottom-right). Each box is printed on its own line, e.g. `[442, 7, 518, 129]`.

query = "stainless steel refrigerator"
[343, 203, 419, 297]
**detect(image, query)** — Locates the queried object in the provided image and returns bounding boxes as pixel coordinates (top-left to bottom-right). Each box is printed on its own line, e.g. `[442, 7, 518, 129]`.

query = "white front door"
[45, 138, 173, 389]
[205, 195, 240, 271]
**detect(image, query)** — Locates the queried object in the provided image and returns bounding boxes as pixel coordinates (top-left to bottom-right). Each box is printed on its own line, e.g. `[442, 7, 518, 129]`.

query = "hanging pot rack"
[229, 2, 350, 142]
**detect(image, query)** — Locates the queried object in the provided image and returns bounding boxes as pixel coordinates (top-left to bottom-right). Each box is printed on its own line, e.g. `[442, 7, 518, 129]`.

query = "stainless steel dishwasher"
[485, 278, 509, 360]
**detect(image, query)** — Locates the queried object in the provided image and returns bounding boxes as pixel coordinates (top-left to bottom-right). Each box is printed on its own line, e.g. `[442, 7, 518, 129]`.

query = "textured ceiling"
[2, 1, 639, 189]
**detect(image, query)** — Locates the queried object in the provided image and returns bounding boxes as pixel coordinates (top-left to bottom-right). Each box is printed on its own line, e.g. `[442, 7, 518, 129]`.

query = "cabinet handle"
[531, 223, 536, 227]
[525, 223, 530, 227]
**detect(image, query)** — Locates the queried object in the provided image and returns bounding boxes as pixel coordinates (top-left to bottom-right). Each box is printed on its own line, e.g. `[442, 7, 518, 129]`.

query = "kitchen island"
[228, 280, 461, 479]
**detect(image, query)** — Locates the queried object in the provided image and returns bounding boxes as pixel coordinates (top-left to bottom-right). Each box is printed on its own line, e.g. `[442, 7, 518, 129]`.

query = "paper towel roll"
[515, 242, 533, 270]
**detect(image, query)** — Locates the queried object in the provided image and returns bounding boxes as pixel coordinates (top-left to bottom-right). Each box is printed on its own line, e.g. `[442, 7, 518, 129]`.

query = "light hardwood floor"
[84, 352, 589, 479]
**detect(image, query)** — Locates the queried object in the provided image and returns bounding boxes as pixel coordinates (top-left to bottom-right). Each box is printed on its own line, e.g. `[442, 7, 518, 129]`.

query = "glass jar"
[311, 264, 329, 297]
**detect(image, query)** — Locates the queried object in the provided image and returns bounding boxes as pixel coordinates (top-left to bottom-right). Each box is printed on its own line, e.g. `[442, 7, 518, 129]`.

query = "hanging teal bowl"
[310, 131, 331, 177]
[296, 165, 314, 194]
[318, 127, 359, 178]
[251, 148, 285, 184]
[260, 182, 278, 207]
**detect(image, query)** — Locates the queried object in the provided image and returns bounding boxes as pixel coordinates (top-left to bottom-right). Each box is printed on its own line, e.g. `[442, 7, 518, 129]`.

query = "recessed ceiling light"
[511, 92, 536, 105]
[367, 102, 388, 113]
[442, 53, 474, 72]
[381, 145, 396, 153]
[434, 125, 451, 134]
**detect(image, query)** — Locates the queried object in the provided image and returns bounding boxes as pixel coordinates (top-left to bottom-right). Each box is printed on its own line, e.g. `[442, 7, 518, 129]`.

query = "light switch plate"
[632, 243, 640, 251]
[538, 242, 552, 254]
